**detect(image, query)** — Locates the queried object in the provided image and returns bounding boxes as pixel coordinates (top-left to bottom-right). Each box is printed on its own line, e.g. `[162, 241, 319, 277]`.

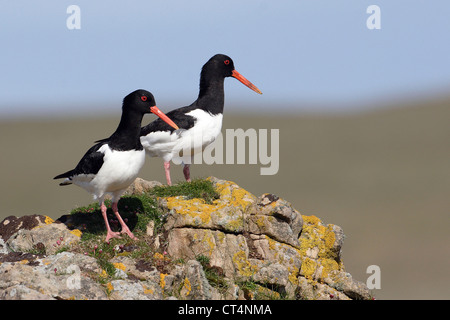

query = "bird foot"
[120, 226, 139, 240]
[105, 230, 122, 243]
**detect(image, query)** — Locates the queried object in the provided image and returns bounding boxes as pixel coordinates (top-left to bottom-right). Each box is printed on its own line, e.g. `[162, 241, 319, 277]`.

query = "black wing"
[140, 105, 197, 136]
[54, 142, 106, 179]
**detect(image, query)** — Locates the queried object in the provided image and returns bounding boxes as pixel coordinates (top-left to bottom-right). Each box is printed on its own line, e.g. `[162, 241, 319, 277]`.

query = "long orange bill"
[150, 106, 179, 130]
[231, 70, 262, 94]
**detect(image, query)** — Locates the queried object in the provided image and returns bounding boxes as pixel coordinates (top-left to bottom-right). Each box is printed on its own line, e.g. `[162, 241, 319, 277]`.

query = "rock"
[166, 228, 249, 279]
[161, 177, 370, 300]
[6, 222, 82, 255]
[254, 193, 303, 236]
[252, 263, 295, 298]
[124, 178, 163, 196]
[324, 270, 372, 300]
[0, 252, 107, 300]
[0, 176, 372, 300]
[108, 279, 163, 300]
[0, 238, 8, 254]
[0, 215, 54, 242]
[296, 277, 350, 300]
[179, 260, 221, 300]
[164, 178, 302, 288]
[163, 178, 256, 233]
[1, 284, 55, 300]
[110, 256, 160, 281]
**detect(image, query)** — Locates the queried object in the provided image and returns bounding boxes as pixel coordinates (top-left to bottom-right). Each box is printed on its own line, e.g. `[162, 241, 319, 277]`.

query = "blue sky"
[1, 1, 449, 118]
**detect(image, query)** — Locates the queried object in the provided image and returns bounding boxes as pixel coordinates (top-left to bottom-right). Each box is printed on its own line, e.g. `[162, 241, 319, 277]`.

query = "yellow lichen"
[299, 215, 343, 282]
[163, 179, 254, 233]
[319, 258, 340, 278]
[142, 284, 154, 295]
[70, 229, 82, 237]
[212, 179, 255, 210]
[255, 216, 266, 228]
[288, 266, 299, 285]
[44, 216, 54, 224]
[113, 262, 126, 271]
[232, 251, 257, 277]
[267, 236, 277, 250]
[166, 197, 212, 224]
[106, 282, 114, 293]
[183, 277, 192, 296]
[153, 252, 165, 260]
[160, 273, 168, 289]
[225, 216, 244, 232]
[204, 232, 215, 256]
[217, 232, 225, 243]
[301, 257, 317, 280]
[323, 227, 336, 250]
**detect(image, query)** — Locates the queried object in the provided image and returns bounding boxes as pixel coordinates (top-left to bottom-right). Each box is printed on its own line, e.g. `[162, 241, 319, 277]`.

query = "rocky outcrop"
[0, 177, 372, 300]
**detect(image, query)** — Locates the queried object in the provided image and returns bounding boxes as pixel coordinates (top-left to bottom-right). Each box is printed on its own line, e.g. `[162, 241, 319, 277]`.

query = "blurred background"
[1, 1, 449, 299]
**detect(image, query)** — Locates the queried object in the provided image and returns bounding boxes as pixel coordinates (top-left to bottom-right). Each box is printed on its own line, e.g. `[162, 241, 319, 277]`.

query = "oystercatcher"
[54, 89, 179, 242]
[140, 54, 262, 185]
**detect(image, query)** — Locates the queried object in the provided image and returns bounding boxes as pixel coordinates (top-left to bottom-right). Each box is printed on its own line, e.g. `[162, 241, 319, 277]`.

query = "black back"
[141, 54, 234, 135]
[53, 142, 107, 179]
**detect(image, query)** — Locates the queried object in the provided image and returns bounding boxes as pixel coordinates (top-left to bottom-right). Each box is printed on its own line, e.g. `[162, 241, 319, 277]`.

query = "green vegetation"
[236, 279, 288, 300]
[67, 178, 218, 242]
[148, 179, 220, 204]
[196, 255, 229, 294]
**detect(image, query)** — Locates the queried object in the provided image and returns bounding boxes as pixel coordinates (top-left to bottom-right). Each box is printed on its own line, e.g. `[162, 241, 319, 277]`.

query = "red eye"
[224, 60, 230, 65]
[141, 96, 147, 102]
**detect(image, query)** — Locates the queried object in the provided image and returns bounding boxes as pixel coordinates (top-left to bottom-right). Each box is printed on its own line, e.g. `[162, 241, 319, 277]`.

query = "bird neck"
[109, 110, 144, 150]
[197, 74, 225, 115]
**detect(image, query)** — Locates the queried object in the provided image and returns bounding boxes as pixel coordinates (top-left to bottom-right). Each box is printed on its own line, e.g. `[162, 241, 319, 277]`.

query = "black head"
[201, 54, 262, 94]
[122, 89, 157, 114]
[202, 54, 236, 78]
[123, 89, 179, 130]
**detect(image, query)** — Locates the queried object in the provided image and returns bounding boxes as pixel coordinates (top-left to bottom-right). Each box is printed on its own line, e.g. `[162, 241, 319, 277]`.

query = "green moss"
[236, 279, 287, 300]
[148, 179, 220, 204]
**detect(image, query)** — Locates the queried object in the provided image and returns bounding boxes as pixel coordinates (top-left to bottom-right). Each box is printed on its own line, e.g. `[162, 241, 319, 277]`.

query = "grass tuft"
[148, 179, 219, 204]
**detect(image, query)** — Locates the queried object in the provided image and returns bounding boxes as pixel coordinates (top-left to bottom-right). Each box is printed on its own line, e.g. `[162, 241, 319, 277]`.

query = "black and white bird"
[140, 54, 262, 185]
[54, 89, 179, 242]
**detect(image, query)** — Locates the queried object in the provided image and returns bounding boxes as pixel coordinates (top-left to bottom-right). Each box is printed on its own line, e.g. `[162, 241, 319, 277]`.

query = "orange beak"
[150, 106, 179, 130]
[231, 70, 262, 94]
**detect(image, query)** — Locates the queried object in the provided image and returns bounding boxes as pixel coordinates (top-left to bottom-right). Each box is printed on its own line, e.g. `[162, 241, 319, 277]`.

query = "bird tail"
[54, 170, 74, 186]
[58, 179, 72, 186]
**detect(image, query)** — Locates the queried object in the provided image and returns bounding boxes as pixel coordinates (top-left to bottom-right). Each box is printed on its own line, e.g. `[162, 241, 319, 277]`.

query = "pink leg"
[183, 164, 191, 182]
[164, 161, 172, 186]
[112, 202, 138, 240]
[100, 202, 121, 242]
